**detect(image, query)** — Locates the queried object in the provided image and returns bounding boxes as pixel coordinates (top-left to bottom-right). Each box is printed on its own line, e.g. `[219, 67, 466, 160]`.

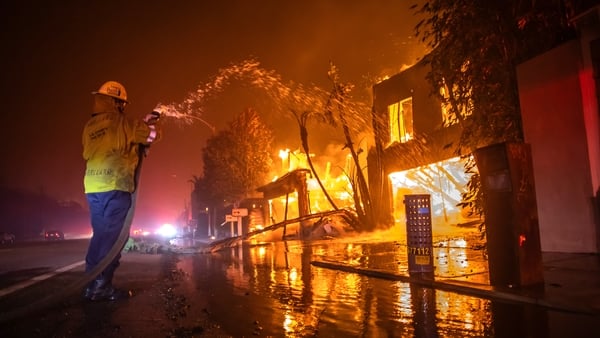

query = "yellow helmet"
[92, 81, 128, 103]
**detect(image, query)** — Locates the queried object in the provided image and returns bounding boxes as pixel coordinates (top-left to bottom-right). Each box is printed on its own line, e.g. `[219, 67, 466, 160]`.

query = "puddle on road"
[174, 227, 598, 337]
[174, 227, 498, 337]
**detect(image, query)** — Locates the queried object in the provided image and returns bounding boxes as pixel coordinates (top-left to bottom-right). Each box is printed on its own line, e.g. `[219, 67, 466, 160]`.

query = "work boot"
[83, 278, 130, 301]
[86, 285, 130, 301]
[83, 278, 106, 299]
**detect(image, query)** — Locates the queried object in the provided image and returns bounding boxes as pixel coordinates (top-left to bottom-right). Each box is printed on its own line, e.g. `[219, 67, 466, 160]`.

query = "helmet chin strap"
[114, 98, 126, 113]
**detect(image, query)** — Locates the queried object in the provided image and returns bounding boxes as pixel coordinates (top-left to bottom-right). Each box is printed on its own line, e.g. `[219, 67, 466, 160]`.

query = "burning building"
[367, 5, 600, 254]
[368, 59, 479, 229]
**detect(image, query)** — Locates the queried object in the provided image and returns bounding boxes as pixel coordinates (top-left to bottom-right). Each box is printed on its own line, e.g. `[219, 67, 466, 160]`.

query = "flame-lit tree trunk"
[327, 64, 375, 231]
[292, 110, 339, 211]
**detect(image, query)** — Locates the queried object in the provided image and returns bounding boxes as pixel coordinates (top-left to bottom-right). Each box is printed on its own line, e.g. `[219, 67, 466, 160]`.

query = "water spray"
[150, 58, 372, 137]
[151, 104, 215, 133]
[150, 59, 352, 130]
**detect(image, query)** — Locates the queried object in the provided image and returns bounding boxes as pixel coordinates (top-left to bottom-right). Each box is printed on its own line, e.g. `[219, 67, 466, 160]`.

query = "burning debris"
[309, 216, 343, 239]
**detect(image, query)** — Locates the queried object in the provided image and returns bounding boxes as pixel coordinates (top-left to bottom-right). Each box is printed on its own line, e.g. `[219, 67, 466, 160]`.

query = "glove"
[143, 111, 161, 125]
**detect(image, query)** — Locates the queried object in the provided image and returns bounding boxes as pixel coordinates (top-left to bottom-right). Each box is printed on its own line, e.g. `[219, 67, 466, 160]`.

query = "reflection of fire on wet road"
[177, 226, 493, 336]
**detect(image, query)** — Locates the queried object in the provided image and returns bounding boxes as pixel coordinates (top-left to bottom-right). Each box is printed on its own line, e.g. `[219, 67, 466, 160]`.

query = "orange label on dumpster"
[415, 255, 430, 265]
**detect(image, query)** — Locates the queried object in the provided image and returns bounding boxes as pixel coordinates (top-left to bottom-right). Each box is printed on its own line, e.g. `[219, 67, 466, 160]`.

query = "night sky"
[0, 0, 423, 229]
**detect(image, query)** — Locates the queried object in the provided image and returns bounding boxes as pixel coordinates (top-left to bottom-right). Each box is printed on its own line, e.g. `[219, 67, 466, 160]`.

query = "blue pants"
[85, 190, 132, 283]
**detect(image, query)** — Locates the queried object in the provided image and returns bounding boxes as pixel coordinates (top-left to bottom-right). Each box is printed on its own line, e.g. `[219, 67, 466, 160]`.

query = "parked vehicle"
[0, 231, 15, 244]
[45, 230, 64, 240]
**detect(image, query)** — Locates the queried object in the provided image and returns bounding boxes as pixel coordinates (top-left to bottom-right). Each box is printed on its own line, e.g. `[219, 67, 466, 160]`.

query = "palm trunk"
[294, 111, 339, 211]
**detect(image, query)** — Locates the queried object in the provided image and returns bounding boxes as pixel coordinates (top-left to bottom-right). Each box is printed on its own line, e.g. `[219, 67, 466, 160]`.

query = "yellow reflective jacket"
[82, 112, 161, 193]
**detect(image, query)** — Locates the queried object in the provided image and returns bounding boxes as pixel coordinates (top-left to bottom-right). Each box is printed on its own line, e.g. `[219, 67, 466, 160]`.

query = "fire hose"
[0, 142, 150, 323]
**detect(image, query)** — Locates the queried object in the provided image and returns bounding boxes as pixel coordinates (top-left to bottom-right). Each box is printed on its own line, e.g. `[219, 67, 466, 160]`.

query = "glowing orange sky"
[0, 0, 423, 228]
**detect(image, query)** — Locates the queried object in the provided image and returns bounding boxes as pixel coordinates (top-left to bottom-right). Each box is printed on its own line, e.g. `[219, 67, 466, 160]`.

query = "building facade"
[517, 7, 600, 253]
[368, 60, 474, 229]
[368, 7, 600, 253]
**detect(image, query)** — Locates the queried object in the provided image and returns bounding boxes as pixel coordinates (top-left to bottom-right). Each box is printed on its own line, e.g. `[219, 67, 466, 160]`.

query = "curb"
[311, 260, 599, 316]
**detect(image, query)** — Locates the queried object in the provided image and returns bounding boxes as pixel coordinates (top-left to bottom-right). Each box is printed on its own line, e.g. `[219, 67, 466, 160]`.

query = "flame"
[265, 147, 358, 221]
[388, 156, 476, 226]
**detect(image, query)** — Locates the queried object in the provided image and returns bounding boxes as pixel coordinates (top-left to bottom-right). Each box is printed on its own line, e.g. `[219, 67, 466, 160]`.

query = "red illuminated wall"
[517, 39, 600, 253]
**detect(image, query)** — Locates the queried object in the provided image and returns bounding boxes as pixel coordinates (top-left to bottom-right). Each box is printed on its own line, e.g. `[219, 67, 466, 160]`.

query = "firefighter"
[82, 81, 161, 301]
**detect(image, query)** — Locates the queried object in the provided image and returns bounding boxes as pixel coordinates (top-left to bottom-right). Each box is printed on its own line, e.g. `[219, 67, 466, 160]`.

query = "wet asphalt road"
[1, 228, 599, 337]
[0, 250, 229, 337]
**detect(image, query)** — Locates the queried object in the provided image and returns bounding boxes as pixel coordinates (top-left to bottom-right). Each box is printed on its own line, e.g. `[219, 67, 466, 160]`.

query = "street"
[0, 228, 599, 337]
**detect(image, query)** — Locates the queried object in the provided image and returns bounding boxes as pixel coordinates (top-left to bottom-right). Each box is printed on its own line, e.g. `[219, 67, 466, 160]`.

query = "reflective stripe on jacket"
[82, 112, 161, 193]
